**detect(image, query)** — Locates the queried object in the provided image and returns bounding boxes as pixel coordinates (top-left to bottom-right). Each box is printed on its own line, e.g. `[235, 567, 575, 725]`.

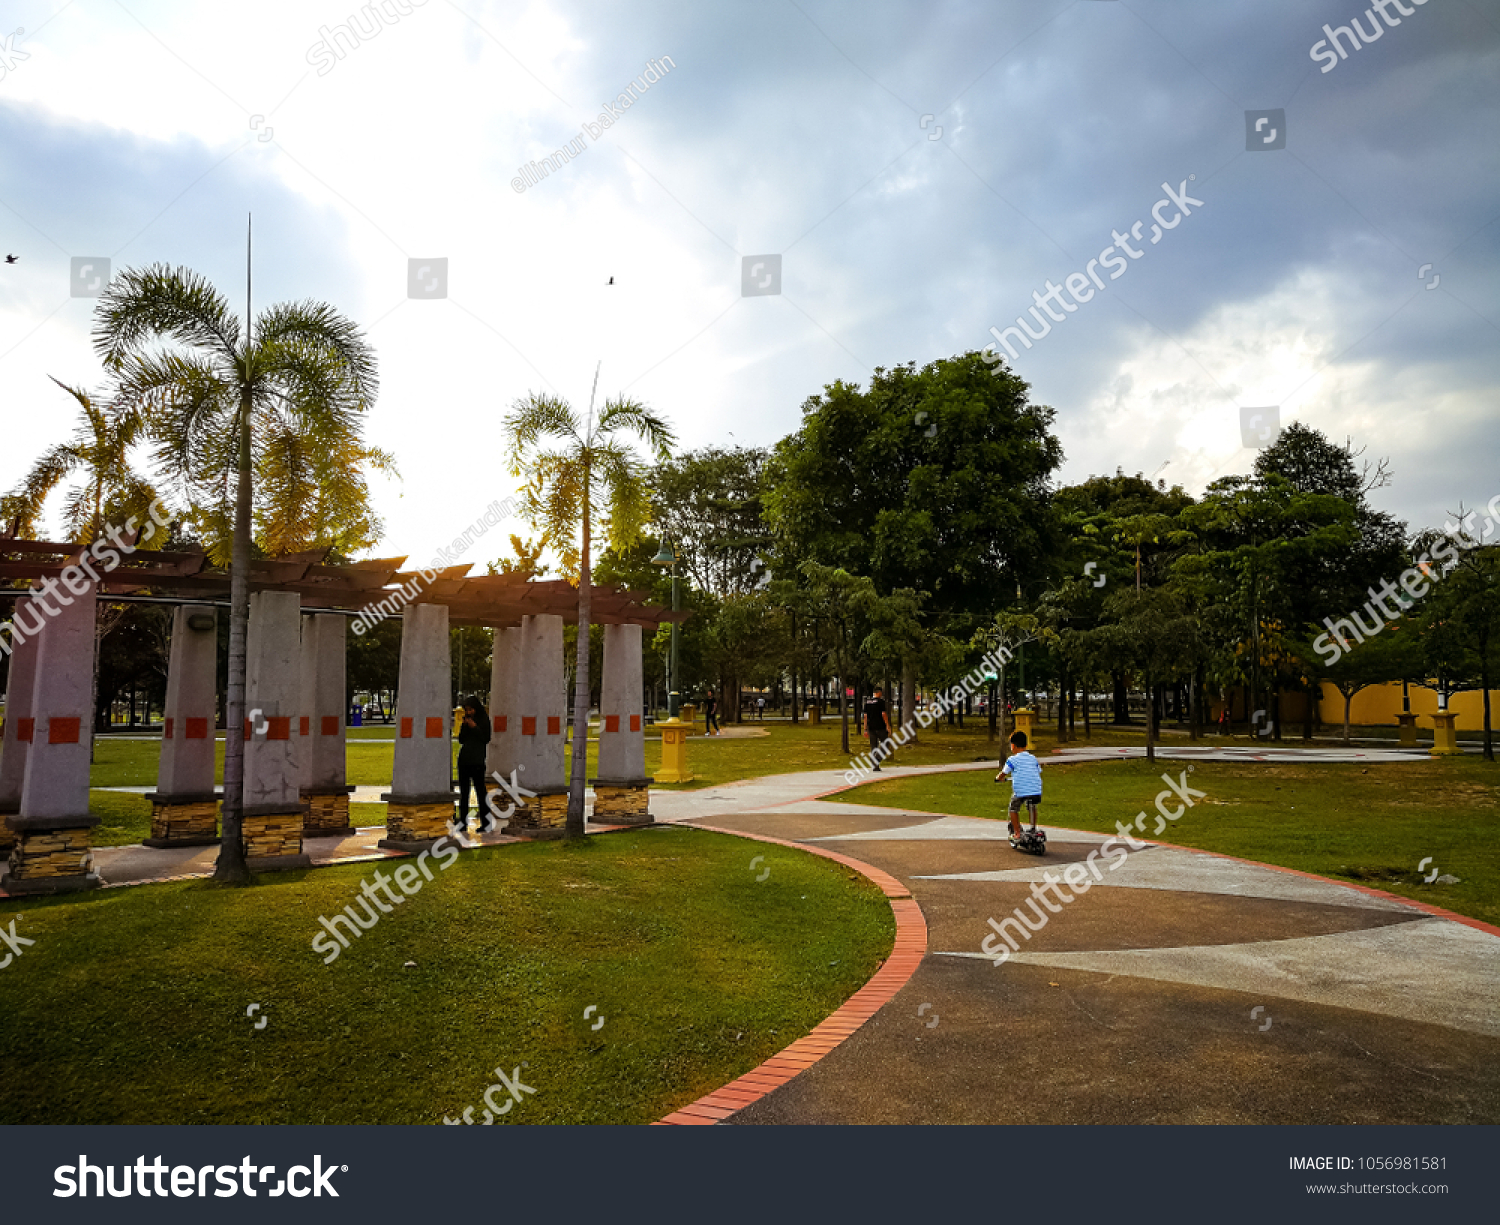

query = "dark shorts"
[1008, 794, 1042, 813]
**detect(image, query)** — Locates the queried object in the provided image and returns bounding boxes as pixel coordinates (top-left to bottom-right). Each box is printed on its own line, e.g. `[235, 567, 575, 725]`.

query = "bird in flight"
[4, 255, 16, 264]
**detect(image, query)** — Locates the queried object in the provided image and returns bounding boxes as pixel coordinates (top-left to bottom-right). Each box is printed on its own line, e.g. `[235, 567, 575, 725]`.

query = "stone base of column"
[241, 806, 312, 870]
[483, 780, 530, 826]
[589, 779, 653, 825]
[0, 807, 15, 855]
[142, 792, 221, 847]
[378, 791, 458, 851]
[506, 786, 569, 839]
[302, 787, 357, 837]
[2, 815, 102, 895]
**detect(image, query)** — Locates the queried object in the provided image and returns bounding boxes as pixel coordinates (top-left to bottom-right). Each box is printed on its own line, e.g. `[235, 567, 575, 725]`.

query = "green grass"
[0, 826, 893, 1124]
[830, 755, 1500, 927]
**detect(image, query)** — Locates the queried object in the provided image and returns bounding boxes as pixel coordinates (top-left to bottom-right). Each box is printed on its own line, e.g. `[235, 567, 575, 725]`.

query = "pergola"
[0, 536, 688, 896]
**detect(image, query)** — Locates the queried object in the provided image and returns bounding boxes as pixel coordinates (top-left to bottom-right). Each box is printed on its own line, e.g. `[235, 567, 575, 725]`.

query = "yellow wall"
[1207, 683, 1499, 730]
[1318, 682, 1500, 730]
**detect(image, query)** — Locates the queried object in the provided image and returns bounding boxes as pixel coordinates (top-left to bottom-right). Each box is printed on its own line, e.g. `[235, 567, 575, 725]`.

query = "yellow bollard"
[807, 703, 821, 726]
[1012, 708, 1036, 742]
[654, 717, 695, 783]
[1396, 713, 1418, 747]
[679, 703, 697, 732]
[1429, 711, 1462, 756]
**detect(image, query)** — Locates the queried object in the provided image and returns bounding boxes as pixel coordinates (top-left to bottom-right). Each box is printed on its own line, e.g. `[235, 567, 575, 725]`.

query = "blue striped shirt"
[1003, 750, 1042, 797]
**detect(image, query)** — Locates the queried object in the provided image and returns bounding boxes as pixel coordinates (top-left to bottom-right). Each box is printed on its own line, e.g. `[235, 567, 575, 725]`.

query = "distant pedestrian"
[704, 688, 721, 736]
[864, 686, 891, 771]
[455, 696, 493, 834]
[756, 696, 765, 721]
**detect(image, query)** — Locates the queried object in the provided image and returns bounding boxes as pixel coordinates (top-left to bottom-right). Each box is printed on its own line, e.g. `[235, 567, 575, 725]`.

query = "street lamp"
[651, 541, 681, 717]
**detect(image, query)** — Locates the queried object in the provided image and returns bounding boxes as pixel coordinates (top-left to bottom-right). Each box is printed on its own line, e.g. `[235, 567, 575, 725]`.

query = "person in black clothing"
[455, 695, 493, 834]
[704, 688, 721, 736]
[864, 687, 891, 771]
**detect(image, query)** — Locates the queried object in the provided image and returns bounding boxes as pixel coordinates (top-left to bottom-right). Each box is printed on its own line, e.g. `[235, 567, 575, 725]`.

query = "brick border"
[654, 822, 928, 1125]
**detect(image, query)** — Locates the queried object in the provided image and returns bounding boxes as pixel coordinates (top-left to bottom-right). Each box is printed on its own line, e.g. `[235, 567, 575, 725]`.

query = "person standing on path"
[704, 688, 721, 736]
[756, 696, 765, 721]
[455, 695, 493, 834]
[864, 686, 891, 770]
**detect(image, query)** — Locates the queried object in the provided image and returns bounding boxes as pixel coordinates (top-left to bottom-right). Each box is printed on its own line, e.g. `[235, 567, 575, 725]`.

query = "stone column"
[507, 613, 567, 838]
[0, 609, 41, 855]
[379, 602, 456, 850]
[591, 623, 652, 825]
[300, 613, 354, 836]
[242, 590, 311, 869]
[143, 605, 220, 847]
[3, 584, 101, 895]
[484, 626, 525, 822]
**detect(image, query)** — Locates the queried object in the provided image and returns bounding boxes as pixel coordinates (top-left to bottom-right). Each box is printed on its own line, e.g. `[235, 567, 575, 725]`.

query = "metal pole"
[668, 561, 680, 717]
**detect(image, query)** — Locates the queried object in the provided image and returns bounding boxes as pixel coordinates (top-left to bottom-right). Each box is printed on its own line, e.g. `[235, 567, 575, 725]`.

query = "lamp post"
[650, 541, 681, 717]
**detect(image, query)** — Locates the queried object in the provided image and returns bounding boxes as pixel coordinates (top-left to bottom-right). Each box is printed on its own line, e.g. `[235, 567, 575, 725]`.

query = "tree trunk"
[1482, 650, 1493, 762]
[901, 655, 916, 746]
[566, 468, 592, 839]
[838, 661, 850, 754]
[1343, 691, 1352, 745]
[1082, 675, 1091, 739]
[1112, 671, 1130, 723]
[1144, 669, 1156, 763]
[1057, 666, 1068, 743]
[216, 381, 254, 884]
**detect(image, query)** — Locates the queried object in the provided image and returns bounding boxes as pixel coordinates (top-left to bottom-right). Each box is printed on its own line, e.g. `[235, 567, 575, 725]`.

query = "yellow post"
[1012, 708, 1036, 742]
[1429, 711, 1462, 756]
[807, 703, 821, 726]
[1396, 713, 1418, 747]
[680, 703, 697, 732]
[654, 717, 694, 783]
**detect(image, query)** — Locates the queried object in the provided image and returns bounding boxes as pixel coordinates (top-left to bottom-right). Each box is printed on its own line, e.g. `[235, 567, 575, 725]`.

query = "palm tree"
[95, 261, 378, 883]
[0, 377, 160, 541]
[503, 374, 675, 838]
[2, 378, 166, 753]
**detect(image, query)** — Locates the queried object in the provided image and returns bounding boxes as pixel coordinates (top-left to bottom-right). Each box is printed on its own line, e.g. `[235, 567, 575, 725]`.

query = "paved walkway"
[660, 759, 1500, 1125]
[50, 749, 1500, 1123]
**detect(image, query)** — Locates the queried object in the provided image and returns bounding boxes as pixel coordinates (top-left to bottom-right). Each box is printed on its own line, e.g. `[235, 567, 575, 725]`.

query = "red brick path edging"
[654, 822, 929, 1125]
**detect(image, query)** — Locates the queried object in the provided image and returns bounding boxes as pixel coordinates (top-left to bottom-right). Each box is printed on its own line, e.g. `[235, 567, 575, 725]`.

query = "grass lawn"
[85, 717, 1038, 843]
[0, 826, 893, 1124]
[830, 755, 1500, 927]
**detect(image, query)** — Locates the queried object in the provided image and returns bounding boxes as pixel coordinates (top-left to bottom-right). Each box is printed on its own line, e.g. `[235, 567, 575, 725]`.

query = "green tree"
[503, 380, 675, 837]
[1, 377, 163, 542]
[96, 261, 379, 883]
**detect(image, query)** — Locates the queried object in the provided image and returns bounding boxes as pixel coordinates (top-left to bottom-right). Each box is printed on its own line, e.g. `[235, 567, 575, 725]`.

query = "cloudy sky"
[2, 0, 1496, 569]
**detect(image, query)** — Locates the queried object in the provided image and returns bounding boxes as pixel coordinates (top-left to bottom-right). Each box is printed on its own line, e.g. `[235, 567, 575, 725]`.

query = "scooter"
[1009, 804, 1047, 855]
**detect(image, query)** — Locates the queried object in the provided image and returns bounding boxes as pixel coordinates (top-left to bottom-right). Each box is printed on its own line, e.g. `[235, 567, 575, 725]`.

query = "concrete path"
[660, 760, 1500, 1125]
[1051, 743, 1433, 764]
